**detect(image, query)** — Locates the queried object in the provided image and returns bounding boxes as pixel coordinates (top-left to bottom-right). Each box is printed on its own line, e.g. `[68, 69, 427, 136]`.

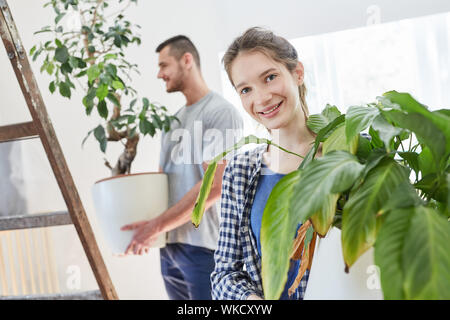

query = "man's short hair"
[156, 35, 201, 68]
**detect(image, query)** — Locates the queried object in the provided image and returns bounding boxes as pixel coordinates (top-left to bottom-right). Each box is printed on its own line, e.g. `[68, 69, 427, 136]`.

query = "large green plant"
[192, 91, 450, 300]
[31, 0, 177, 175]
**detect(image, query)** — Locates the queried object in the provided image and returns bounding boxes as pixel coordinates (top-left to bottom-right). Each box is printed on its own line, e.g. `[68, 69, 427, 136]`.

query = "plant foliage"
[31, 0, 177, 174]
[192, 91, 450, 300]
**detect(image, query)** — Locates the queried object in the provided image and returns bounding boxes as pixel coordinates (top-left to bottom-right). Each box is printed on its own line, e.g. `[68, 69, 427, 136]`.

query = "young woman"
[211, 27, 319, 300]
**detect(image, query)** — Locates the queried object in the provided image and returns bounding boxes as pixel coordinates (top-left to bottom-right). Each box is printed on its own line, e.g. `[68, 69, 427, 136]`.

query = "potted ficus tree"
[31, 0, 177, 253]
[192, 91, 450, 300]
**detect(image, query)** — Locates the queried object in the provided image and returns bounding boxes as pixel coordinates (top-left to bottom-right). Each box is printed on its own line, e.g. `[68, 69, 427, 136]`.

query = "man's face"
[157, 46, 185, 93]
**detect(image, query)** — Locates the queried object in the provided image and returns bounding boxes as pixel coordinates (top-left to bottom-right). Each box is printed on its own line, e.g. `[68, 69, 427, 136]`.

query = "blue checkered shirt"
[211, 144, 309, 300]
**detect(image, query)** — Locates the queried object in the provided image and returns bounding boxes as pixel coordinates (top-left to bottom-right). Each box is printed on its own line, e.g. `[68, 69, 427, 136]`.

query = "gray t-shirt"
[159, 91, 244, 250]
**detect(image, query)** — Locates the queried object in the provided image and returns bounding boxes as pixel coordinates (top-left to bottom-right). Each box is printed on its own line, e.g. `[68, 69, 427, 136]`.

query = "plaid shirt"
[211, 144, 309, 300]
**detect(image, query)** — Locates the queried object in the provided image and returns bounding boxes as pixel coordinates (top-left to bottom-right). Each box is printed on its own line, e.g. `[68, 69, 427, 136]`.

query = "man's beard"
[166, 66, 185, 93]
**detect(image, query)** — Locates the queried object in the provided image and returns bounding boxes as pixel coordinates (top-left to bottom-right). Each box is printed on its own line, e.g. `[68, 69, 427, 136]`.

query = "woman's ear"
[294, 61, 304, 86]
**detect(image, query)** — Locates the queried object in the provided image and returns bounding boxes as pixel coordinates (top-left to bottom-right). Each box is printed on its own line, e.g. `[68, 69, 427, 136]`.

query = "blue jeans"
[160, 243, 215, 300]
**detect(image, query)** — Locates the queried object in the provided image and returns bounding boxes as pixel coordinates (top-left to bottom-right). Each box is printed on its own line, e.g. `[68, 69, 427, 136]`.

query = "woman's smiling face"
[231, 50, 304, 131]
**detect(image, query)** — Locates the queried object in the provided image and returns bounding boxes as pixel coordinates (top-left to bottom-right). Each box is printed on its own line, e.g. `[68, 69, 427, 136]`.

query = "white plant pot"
[92, 172, 168, 255]
[304, 227, 383, 300]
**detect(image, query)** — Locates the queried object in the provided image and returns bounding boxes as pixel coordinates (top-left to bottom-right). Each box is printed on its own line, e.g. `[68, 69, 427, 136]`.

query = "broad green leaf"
[114, 35, 122, 47]
[383, 91, 450, 155]
[49, 81, 56, 94]
[342, 157, 409, 269]
[104, 53, 117, 60]
[40, 61, 48, 74]
[97, 100, 108, 119]
[345, 105, 379, 144]
[292, 150, 364, 224]
[380, 181, 423, 214]
[358, 149, 388, 181]
[93, 125, 107, 153]
[29, 45, 37, 56]
[55, 38, 63, 48]
[402, 207, 450, 299]
[105, 64, 117, 77]
[355, 133, 372, 160]
[398, 151, 420, 177]
[375, 207, 415, 299]
[322, 104, 341, 120]
[46, 62, 55, 75]
[260, 170, 303, 300]
[414, 173, 439, 193]
[54, 46, 69, 63]
[415, 173, 449, 204]
[433, 173, 449, 205]
[310, 193, 339, 236]
[433, 109, 450, 117]
[96, 84, 109, 101]
[322, 124, 358, 155]
[306, 104, 341, 134]
[142, 97, 150, 108]
[382, 110, 446, 170]
[299, 114, 345, 170]
[99, 72, 112, 86]
[139, 119, 153, 135]
[58, 81, 71, 98]
[107, 93, 120, 107]
[152, 114, 163, 129]
[147, 121, 156, 136]
[368, 126, 384, 149]
[83, 98, 94, 115]
[55, 12, 65, 24]
[112, 80, 124, 90]
[76, 57, 86, 68]
[87, 64, 101, 83]
[65, 77, 75, 89]
[60, 62, 73, 75]
[371, 114, 402, 151]
[75, 70, 87, 78]
[164, 117, 171, 132]
[191, 161, 219, 227]
[418, 146, 437, 177]
[126, 115, 136, 125]
[68, 56, 79, 69]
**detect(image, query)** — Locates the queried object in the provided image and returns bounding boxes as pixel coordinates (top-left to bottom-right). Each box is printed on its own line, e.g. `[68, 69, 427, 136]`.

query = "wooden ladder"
[0, 0, 117, 300]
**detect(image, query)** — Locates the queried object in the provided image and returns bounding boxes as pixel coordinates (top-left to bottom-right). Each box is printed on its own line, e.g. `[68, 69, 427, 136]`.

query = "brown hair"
[223, 27, 309, 121]
[156, 35, 201, 69]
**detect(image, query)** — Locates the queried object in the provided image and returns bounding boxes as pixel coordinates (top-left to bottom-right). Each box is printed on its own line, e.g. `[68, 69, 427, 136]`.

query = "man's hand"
[121, 219, 161, 255]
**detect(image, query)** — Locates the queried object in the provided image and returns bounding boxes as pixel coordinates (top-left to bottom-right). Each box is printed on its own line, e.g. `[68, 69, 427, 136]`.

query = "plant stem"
[397, 136, 405, 152]
[91, 0, 105, 28]
[269, 141, 305, 159]
[408, 133, 413, 152]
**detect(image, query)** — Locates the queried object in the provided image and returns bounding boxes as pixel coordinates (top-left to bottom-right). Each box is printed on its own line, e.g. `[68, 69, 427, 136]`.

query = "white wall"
[1, 0, 449, 299]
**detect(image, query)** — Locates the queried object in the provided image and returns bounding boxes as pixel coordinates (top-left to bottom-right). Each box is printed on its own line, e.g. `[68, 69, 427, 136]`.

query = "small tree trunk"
[105, 134, 139, 176]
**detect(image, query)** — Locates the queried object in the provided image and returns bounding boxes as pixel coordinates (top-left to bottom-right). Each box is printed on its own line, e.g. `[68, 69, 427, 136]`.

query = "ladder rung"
[0, 290, 102, 300]
[0, 211, 72, 231]
[0, 121, 39, 143]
